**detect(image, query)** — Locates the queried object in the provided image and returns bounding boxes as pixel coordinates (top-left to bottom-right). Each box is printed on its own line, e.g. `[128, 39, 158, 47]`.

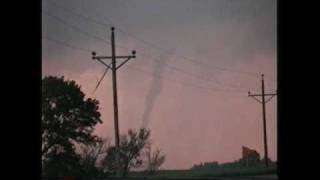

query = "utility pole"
[91, 27, 136, 177]
[146, 144, 152, 172]
[248, 74, 277, 167]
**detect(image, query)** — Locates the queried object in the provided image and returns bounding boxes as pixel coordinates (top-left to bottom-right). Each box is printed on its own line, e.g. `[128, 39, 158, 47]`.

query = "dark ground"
[99, 175, 278, 180]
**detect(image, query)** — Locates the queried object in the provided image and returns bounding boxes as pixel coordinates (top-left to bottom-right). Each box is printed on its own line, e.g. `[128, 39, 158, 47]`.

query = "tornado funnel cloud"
[141, 50, 175, 128]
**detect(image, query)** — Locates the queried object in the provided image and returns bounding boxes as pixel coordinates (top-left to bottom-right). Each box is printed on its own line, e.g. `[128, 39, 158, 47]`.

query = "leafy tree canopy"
[42, 76, 102, 176]
[102, 128, 150, 176]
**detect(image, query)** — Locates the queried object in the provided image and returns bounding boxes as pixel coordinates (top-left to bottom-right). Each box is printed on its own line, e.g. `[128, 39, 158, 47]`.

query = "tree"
[101, 146, 119, 174]
[42, 144, 83, 178]
[78, 138, 109, 177]
[42, 76, 102, 177]
[146, 148, 165, 174]
[101, 128, 150, 177]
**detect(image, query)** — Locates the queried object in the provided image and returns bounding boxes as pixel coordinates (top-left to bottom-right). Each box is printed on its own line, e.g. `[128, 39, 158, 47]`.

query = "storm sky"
[42, 0, 277, 169]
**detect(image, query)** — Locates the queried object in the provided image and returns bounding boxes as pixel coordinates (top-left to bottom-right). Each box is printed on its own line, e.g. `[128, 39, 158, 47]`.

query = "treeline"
[191, 161, 219, 170]
[191, 158, 277, 170]
[42, 76, 165, 179]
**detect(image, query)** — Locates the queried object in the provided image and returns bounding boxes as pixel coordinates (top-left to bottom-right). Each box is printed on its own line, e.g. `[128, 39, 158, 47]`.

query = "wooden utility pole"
[248, 74, 277, 167]
[91, 27, 136, 176]
[146, 144, 152, 172]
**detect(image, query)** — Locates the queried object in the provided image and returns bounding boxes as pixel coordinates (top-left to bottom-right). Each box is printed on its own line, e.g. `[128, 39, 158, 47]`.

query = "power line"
[43, 31, 250, 93]
[42, 5, 268, 93]
[42, 36, 247, 94]
[125, 64, 247, 94]
[118, 45, 251, 92]
[43, 36, 92, 53]
[45, 0, 172, 59]
[46, 0, 113, 29]
[43, 9, 131, 52]
[43, 10, 108, 43]
[43, 9, 250, 92]
[45, 0, 271, 79]
[44, 1, 276, 89]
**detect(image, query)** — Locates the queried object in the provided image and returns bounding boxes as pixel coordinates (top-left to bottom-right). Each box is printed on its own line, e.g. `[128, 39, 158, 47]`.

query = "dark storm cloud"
[43, 0, 276, 68]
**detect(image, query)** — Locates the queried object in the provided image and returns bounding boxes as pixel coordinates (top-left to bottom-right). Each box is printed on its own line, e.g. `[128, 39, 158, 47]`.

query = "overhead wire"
[45, 0, 273, 81]
[43, 9, 252, 92]
[42, 36, 248, 94]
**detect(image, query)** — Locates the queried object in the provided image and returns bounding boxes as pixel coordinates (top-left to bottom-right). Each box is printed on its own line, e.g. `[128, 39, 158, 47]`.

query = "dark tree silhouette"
[42, 76, 102, 177]
[102, 128, 150, 177]
[147, 148, 165, 174]
[79, 137, 109, 176]
[42, 143, 83, 178]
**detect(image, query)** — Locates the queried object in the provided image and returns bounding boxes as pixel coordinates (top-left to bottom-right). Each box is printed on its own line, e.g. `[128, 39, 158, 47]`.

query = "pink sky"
[42, 0, 276, 169]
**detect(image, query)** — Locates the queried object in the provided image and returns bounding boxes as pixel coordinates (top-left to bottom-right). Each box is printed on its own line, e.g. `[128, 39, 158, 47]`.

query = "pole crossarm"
[248, 93, 277, 97]
[93, 55, 135, 59]
[249, 95, 263, 104]
[265, 94, 276, 103]
[93, 57, 112, 69]
[116, 57, 133, 70]
[92, 51, 136, 71]
[248, 92, 277, 104]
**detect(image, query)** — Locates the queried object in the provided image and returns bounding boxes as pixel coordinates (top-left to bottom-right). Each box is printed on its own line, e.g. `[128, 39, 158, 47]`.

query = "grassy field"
[128, 166, 277, 178]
